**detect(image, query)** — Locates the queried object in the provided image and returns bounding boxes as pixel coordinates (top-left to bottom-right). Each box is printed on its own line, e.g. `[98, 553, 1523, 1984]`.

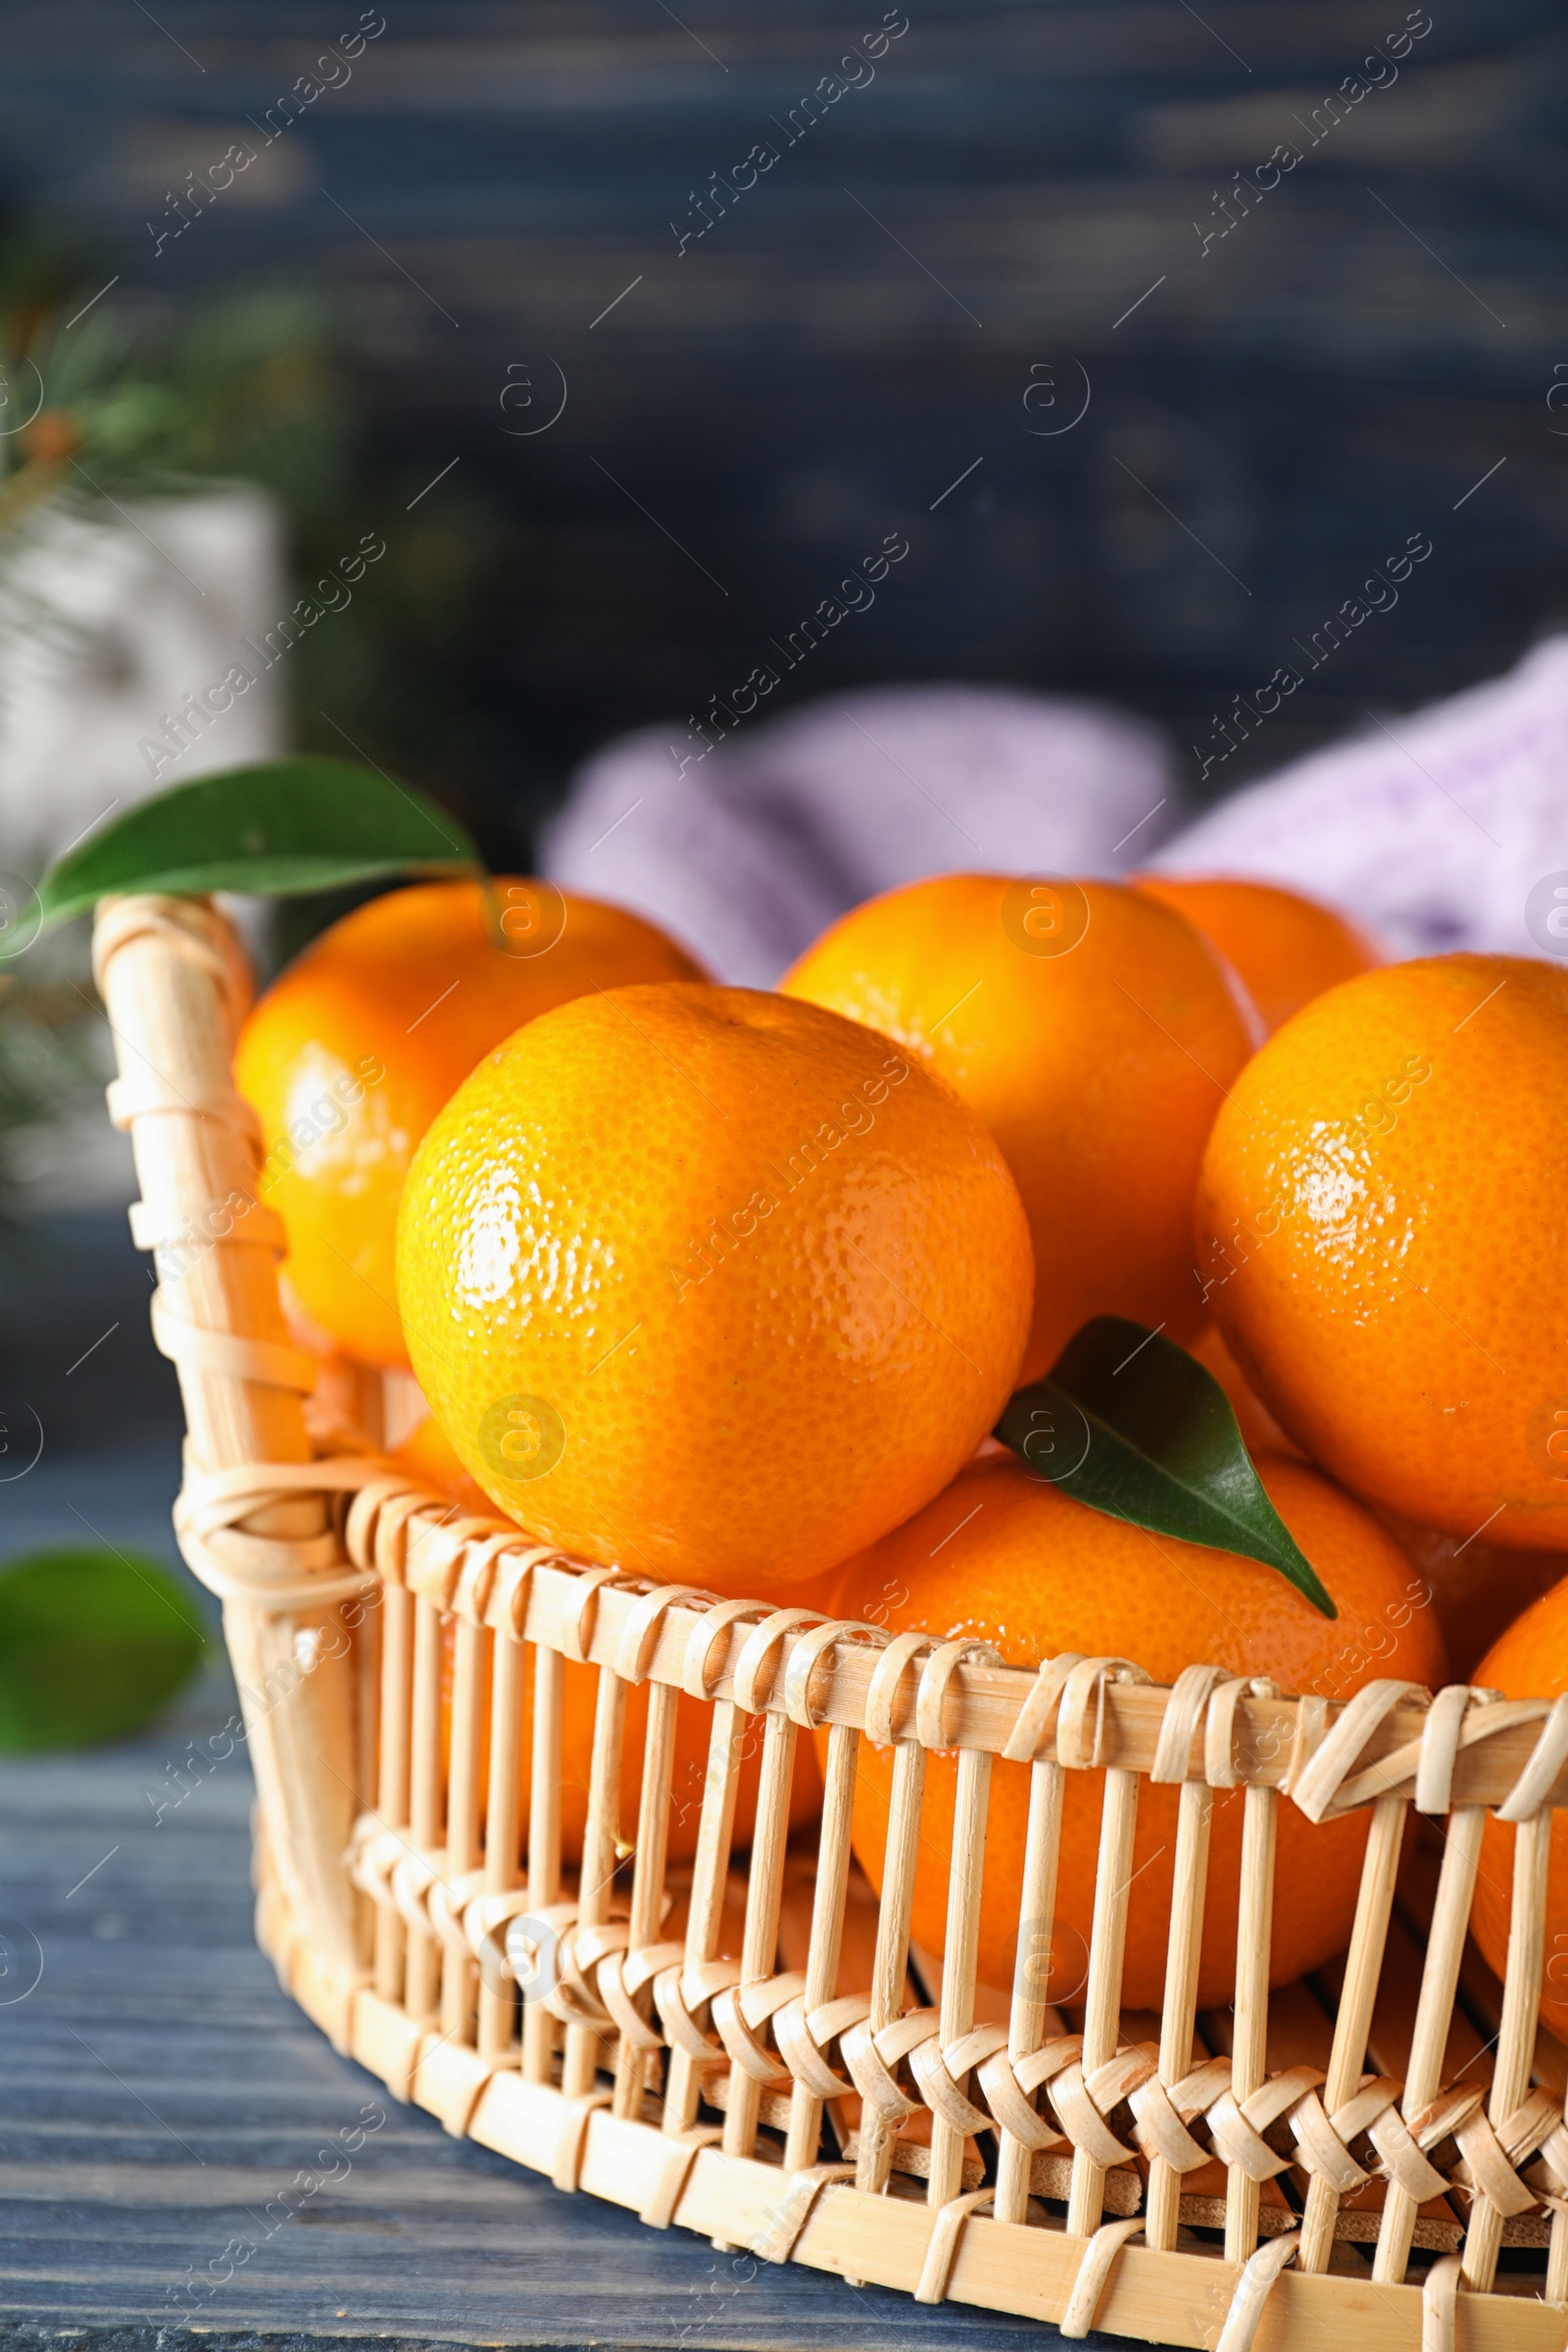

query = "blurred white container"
[0, 483, 288, 1211]
[0, 483, 287, 874]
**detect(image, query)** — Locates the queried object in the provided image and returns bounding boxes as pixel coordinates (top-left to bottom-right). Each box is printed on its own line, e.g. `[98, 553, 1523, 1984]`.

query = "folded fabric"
[541, 683, 1177, 982]
[543, 637, 1568, 978]
[1148, 633, 1568, 959]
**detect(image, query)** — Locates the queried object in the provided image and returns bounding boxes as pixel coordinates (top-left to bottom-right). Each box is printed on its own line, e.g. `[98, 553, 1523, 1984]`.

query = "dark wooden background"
[3, 0, 1565, 841]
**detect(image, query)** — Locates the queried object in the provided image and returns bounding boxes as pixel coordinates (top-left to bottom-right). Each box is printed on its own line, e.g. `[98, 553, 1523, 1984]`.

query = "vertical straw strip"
[784, 1721, 859, 2171]
[613, 1681, 680, 2121]
[1372, 1806, 1483, 2282]
[994, 1755, 1067, 2224]
[911, 1639, 1002, 2213]
[662, 1598, 760, 2137]
[1065, 1764, 1140, 2237]
[993, 1653, 1084, 2229]
[1052, 1655, 1151, 2240]
[1297, 1792, 1406, 2271]
[523, 1646, 564, 2083]
[608, 1580, 710, 2121]
[403, 1594, 445, 2022]
[440, 1616, 487, 2040]
[662, 1698, 745, 2135]
[562, 1665, 628, 2099]
[927, 1745, 993, 2209]
[477, 1625, 524, 2062]
[1145, 1778, 1213, 2249]
[373, 1581, 414, 1999]
[857, 1631, 934, 2194]
[1142, 1664, 1237, 2253]
[353, 1593, 381, 1965]
[1224, 1784, 1278, 2266]
[721, 1711, 798, 2159]
[1460, 1808, 1551, 2291]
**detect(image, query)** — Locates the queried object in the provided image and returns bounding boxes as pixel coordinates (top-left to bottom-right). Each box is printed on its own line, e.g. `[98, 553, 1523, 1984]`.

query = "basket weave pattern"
[95, 894, 1568, 2352]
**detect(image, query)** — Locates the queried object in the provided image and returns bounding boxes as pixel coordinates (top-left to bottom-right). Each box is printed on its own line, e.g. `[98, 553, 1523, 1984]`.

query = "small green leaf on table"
[37, 759, 478, 929]
[0, 1546, 208, 1751]
[995, 1315, 1336, 1618]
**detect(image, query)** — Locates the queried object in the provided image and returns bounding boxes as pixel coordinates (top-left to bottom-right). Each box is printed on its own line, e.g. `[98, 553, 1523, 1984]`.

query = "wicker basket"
[95, 892, 1568, 2352]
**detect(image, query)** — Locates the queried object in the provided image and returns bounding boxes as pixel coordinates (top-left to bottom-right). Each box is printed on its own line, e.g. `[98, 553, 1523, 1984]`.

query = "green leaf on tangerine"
[995, 1315, 1336, 1618]
[37, 758, 477, 928]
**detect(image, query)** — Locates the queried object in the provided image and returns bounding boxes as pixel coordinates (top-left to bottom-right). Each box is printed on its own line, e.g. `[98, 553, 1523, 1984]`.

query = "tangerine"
[781, 875, 1258, 1382]
[1197, 955, 1568, 1548]
[397, 983, 1033, 1591]
[825, 1448, 1446, 2010]
[234, 879, 706, 1366]
[1189, 1325, 1299, 1460]
[1372, 1507, 1567, 1683]
[391, 1403, 492, 1513]
[1133, 874, 1379, 1037]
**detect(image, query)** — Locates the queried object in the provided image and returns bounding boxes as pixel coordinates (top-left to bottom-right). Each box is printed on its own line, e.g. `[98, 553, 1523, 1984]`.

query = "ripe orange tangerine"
[824, 1448, 1446, 2011]
[1371, 1506, 1568, 1682]
[391, 1405, 492, 1514]
[1188, 1325, 1299, 1460]
[1132, 874, 1380, 1036]
[234, 879, 706, 1366]
[1185, 1322, 1553, 1680]
[397, 983, 1033, 1592]
[1197, 954, 1568, 1549]
[781, 874, 1258, 1383]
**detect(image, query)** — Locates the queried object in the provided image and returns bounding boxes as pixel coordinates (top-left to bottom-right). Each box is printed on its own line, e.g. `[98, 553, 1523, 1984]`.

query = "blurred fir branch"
[0, 977, 102, 1241]
[0, 284, 348, 530]
[0, 237, 517, 866]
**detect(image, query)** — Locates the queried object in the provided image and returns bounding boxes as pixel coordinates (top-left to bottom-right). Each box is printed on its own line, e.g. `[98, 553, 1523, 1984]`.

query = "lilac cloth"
[1149, 633, 1568, 958]
[541, 684, 1177, 983]
[542, 640, 1568, 976]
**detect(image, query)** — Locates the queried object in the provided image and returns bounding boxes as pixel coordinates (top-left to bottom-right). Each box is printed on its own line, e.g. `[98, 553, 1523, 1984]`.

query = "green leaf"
[995, 1316, 1336, 1618]
[37, 758, 478, 928]
[0, 1545, 207, 1751]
